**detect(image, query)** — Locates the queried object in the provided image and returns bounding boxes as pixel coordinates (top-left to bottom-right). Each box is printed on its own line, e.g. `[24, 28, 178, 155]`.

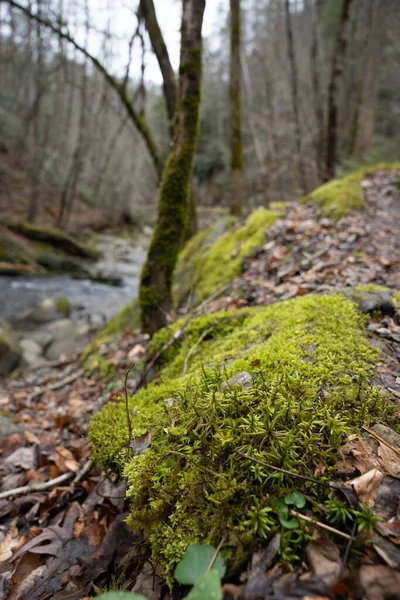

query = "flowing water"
[0, 234, 149, 327]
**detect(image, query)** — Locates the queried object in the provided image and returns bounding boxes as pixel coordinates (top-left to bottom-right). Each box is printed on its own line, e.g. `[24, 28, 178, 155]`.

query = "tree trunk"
[352, 0, 385, 159]
[310, 0, 324, 182]
[139, 0, 206, 334]
[229, 0, 244, 217]
[325, 0, 354, 181]
[285, 0, 307, 194]
[139, 0, 177, 130]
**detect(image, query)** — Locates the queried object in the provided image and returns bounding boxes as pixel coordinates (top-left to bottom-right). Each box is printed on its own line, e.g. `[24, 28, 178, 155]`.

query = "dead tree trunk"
[325, 0, 354, 181]
[353, 0, 385, 159]
[229, 0, 244, 217]
[139, 0, 206, 334]
[310, 0, 324, 182]
[285, 0, 307, 194]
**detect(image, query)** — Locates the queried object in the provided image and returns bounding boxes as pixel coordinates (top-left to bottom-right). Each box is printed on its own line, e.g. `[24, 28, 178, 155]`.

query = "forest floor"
[0, 170, 400, 599]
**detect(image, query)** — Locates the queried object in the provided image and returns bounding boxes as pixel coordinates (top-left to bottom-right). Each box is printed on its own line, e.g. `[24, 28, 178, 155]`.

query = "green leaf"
[95, 593, 147, 600]
[278, 515, 300, 529]
[284, 491, 306, 509]
[174, 544, 226, 586]
[185, 570, 222, 600]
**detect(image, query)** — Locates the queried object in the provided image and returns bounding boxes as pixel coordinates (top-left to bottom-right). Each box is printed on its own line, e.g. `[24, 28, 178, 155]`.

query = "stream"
[0, 234, 149, 328]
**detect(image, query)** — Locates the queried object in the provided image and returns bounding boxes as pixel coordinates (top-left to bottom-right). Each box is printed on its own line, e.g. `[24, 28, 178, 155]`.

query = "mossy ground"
[304, 162, 400, 219]
[172, 207, 280, 307]
[89, 293, 395, 581]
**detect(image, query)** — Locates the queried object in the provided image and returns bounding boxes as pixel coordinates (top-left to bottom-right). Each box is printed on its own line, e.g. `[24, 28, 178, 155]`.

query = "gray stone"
[221, 371, 253, 391]
[27, 297, 71, 323]
[30, 329, 55, 350]
[45, 338, 79, 360]
[349, 290, 395, 317]
[20, 338, 42, 356]
[46, 319, 76, 341]
[0, 322, 22, 376]
[0, 415, 22, 439]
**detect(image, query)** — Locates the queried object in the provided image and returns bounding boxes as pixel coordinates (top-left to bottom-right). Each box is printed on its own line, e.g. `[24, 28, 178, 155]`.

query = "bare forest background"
[0, 0, 399, 230]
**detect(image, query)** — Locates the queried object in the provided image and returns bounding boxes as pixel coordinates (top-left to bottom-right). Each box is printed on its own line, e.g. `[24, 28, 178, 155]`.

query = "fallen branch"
[290, 510, 351, 540]
[27, 369, 84, 404]
[183, 326, 214, 374]
[132, 283, 232, 393]
[207, 533, 227, 572]
[0, 472, 74, 500]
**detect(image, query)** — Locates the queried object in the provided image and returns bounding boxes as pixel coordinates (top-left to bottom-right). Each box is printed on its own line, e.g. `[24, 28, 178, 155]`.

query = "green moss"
[393, 291, 400, 309]
[354, 284, 391, 293]
[56, 297, 71, 317]
[9, 222, 101, 260]
[89, 293, 394, 581]
[304, 162, 400, 219]
[81, 299, 141, 366]
[173, 208, 280, 307]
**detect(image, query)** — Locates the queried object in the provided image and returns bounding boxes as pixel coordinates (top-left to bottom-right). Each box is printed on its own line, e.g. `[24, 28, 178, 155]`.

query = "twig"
[0, 472, 74, 500]
[27, 369, 84, 404]
[207, 533, 227, 572]
[125, 362, 136, 449]
[236, 451, 331, 489]
[341, 518, 358, 571]
[363, 426, 400, 458]
[183, 326, 214, 375]
[132, 283, 232, 393]
[72, 459, 93, 484]
[290, 510, 351, 540]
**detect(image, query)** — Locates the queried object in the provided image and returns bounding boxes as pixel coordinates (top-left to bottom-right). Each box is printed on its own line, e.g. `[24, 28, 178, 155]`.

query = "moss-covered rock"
[0, 321, 22, 376]
[172, 208, 280, 308]
[9, 222, 101, 260]
[304, 162, 400, 219]
[89, 292, 394, 581]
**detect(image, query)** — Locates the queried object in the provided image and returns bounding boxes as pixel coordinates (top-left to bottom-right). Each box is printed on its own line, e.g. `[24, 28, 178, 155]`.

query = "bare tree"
[285, 0, 307, 193]
[229, 0, 244, 216]
[325, 0, 354, 180]
[352, 0, 385, 159]
[139, 0, 206, 334]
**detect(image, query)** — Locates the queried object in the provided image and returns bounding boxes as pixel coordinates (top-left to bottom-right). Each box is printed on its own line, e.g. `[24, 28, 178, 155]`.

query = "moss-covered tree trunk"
[325, 0, 354, 181]
[229, 0, 244, 217]
[139, 0, 206, 334]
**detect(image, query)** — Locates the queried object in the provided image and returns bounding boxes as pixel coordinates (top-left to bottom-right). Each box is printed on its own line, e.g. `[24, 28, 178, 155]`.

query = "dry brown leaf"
[0, 520, 19, 562]
[306, 537, 341, 586]
[54, 447, 79, 473]
[359, 564, 400, 600]
[347, 469, 384, 506]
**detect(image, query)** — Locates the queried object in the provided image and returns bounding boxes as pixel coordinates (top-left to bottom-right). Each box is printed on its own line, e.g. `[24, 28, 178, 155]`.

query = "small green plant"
[356, 504, 384, 533]
[95, 544, 225, 600]
[325, 497, 354, 527]
[274, 491, 306, 529]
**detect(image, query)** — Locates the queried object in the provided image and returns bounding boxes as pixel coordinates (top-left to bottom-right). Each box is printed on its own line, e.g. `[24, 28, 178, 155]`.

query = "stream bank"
[0, 233, 149, 372]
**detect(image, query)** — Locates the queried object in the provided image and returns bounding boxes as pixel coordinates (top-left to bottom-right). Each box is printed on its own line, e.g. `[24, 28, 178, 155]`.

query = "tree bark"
[229, 0, 244, 217]
[285, 0, 307, 194]
[310, 0, 324, 182]
[325, 0, 354, 181]
[139, 0, 177, 130]
[352, 0, 385, 159]
[139, 0, 206, 334]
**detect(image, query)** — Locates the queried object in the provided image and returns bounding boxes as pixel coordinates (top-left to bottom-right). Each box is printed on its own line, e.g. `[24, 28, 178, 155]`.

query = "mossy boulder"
[172, 207, 280, 308]
[304, 162, 400, 220]
[9, 222, 101, 260]
[0, 321, 22, 376]
[89, 292, 394, 581]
